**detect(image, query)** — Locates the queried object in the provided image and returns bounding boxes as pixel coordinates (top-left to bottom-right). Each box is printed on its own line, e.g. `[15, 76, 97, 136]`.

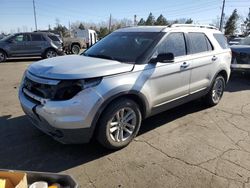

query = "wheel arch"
[90, 91, 149, 138]
[0, 48, 9, 57]
[71, 42, 81, 49]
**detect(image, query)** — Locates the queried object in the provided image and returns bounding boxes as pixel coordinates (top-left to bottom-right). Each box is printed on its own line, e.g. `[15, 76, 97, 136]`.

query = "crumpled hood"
[28, 55, 134, 80]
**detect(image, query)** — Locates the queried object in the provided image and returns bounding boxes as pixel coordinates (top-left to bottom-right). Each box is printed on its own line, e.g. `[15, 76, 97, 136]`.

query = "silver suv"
[0, 32, 64, 62]
[19, 25, 231, 149]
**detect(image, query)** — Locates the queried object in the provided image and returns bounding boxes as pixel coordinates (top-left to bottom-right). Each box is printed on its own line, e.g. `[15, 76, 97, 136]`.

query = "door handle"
[212, 56, 218, 62]
[180, 62, 190, 69]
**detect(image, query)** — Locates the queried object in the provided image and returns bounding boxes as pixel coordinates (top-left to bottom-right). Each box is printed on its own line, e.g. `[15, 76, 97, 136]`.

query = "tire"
[43, 49, 57, 59]
[71, 44, 80, 54]
[204, 75, 225, 106]
[0, 50, 6, 63]
[97, 98, 142, 150]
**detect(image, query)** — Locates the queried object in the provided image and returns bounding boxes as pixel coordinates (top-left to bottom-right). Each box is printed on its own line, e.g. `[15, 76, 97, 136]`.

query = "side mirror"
[151, 53, 174, 63]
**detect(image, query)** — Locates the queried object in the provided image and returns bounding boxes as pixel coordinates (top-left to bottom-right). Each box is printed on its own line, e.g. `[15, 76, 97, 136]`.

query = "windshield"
[83, 32, 161, 63]
[239, 37, 250, 45]
[0, 34, 14, 42]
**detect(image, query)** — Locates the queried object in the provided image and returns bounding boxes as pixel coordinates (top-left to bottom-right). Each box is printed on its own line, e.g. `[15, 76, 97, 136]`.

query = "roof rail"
[171, 24, 218, 30]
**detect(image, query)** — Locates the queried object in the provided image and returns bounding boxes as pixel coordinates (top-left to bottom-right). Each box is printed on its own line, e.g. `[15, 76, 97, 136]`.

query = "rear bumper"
[231, 64, 250, 72]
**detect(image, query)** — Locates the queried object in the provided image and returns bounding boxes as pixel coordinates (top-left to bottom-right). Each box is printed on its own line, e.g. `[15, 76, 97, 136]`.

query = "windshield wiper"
[86, 54, 116, 61]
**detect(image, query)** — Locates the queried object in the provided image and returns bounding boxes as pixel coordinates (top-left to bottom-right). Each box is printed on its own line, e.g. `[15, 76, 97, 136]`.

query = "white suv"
[19, 25, 231, 149]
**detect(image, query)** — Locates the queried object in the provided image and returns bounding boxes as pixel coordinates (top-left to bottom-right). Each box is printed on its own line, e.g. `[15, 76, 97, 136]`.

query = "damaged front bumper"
[18, 85, 103, 144]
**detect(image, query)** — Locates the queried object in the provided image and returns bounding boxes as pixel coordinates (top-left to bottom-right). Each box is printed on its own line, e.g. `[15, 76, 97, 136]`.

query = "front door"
[8, 34, 30, 56]
[149, 32, 191, 108]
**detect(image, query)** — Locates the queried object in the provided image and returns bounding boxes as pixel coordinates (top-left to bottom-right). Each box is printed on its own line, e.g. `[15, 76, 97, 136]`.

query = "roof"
[115, 25, 221, 33]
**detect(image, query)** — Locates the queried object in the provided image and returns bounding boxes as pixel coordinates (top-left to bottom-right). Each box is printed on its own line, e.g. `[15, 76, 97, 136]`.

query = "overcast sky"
[0, 0, 249, 33]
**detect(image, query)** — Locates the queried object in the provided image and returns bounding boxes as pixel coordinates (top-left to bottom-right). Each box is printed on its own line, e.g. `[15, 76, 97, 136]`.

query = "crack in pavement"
[134, 139, 247, 184]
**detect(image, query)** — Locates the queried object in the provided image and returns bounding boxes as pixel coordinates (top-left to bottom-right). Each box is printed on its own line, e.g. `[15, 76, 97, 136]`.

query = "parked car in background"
[231, 36, 250, 72]
[0, 32, 64, 63]
[19, 25, 231, 149]
[228, 37, 245, 45]
[73, 29, 98, 48]
[63, 37, 86, 54]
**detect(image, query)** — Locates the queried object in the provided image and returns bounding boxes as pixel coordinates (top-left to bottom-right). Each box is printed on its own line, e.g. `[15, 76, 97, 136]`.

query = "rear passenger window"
[188, 33, 212, 54]
[157, 32, 186, 57]
[31, 34, 45, 41]
[213, 33, 229, 49]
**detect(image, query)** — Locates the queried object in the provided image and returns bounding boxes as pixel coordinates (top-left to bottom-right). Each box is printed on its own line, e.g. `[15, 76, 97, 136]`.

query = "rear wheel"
[43, 49, 57, 59]
[204, 75, 225, 106]
[97, 99, 142, 150]
[0, 50, 6, 63]
[71, 44, 80, 54]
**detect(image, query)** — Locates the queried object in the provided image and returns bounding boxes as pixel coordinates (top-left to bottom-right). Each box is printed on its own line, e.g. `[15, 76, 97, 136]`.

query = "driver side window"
[157, 32, 187, 57]
[14, 34, 25, 42]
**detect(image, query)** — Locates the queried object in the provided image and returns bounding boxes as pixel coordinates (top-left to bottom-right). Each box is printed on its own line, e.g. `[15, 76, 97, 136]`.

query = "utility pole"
[219, 0, 226, 31]
[108, 14, 112, 32]
[134, 15, 137, 26]
[33, 0, 38, 31]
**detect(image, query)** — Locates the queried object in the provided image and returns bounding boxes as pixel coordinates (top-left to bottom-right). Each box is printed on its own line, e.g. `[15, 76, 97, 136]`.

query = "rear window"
[48, 35, 60, 42]
[31, 34, 45, 41]
[188, 33, 213, 54]
[213, 33, 229, 49]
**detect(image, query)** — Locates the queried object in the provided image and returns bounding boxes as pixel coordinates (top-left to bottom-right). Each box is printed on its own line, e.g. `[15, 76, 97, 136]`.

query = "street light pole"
[33, 0, 38, 31]
[219, 0, 226, 31]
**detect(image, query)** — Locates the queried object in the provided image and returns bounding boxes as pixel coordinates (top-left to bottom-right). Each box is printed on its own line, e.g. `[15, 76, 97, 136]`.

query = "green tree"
[155, 14, 169, 25]
[185, 18, 193, 24]
[98, 27, 109, 38]
[78, 23, 85, 30]
[244, 8, 250, 35]
[53, 24, 69, 37]
[145, 12, 155, 25]
[138, 18, 146, 25]
[224, 9, 239, 35]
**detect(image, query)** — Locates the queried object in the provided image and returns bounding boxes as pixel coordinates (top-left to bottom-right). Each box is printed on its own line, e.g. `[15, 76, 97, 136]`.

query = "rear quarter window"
[213, 33, 229, 49]
[48, 35, 60, 42]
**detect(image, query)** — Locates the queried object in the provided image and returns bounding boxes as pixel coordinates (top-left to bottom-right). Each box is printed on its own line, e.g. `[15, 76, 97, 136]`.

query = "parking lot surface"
[0, 58, 250, 188]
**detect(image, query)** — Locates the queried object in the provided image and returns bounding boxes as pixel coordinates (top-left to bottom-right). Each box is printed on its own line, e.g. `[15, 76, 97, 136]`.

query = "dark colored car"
[231, 37, 250, 72]
[0, 32, 64, 63]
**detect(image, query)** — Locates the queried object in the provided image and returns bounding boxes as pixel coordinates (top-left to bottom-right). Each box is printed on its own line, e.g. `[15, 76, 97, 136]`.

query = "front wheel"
[204, 75, 225, 106]
[0, 50, 6, 63]
[97, 99, 142, 150]
[71, 44, 80, 54]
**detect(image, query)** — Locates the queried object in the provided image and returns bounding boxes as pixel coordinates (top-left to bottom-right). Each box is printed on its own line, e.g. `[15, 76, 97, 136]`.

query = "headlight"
[54, 78, 102, 100]
[77, 78, 102, 90]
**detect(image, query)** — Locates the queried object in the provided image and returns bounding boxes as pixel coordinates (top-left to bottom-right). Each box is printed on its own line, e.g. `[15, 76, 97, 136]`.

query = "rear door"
[29, 33, 47, 55]
[187, 32, 215, 94]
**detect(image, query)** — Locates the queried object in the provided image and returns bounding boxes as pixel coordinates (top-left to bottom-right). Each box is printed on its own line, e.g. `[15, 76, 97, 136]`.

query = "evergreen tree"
[138, 18, 146, 26]
[185, 18, 193, 24]
[78, 23, 85, 30]
[224, 9, 239, 35]
[244, 8, 250, 35]
[145, 13, 155, 25]
[155, 14, 169, 25]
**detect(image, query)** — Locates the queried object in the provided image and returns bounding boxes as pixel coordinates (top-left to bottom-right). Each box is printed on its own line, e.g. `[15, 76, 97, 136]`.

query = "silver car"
[19, 25, 231, 149]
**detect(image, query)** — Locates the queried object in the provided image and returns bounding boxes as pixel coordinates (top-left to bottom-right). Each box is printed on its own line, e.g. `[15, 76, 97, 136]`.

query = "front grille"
[23, 76, 82, 101]
[23, 77, 57, 99]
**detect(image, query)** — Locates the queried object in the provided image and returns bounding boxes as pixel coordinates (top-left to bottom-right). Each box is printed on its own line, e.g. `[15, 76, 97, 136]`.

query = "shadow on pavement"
[226, 72, 250, 92]
[5, 57, 42, 63]
[0, 100, 207, 173]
